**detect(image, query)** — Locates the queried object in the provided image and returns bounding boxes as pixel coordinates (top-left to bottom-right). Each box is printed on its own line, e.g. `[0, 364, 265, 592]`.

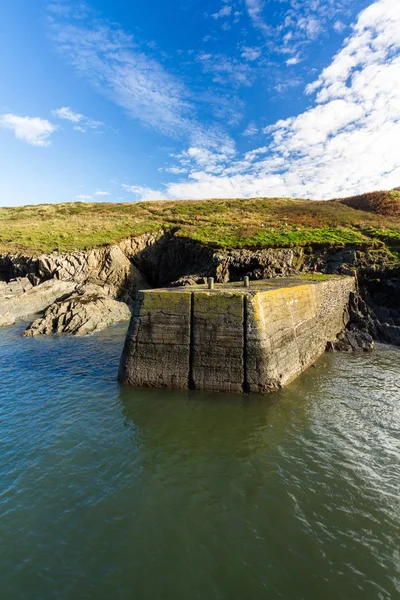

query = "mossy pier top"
[140, 273, 342, 294]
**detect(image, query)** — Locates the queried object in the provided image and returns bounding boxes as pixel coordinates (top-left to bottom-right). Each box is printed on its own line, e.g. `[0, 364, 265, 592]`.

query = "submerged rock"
[23, 284, 131, 337]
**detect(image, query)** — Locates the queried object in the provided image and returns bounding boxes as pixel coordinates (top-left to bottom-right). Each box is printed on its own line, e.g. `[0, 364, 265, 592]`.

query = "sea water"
[0, 321, 399, 599]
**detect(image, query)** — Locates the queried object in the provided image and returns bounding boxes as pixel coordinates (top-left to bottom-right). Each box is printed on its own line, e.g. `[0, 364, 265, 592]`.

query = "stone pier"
[118, 276, 355, 394]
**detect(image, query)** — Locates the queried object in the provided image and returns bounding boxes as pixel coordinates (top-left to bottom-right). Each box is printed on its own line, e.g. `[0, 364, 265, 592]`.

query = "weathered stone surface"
[192, 291, 244, 393]
[245, 278, 355, 392]
[0, 279, 76, 325]
[119, 277, 355, 394]
[23, 284, 131, 337]
[119, 289, 192, 388]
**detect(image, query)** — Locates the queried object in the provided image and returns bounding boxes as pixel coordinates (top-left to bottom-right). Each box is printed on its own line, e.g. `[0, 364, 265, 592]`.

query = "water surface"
[0, 321, 399, 599]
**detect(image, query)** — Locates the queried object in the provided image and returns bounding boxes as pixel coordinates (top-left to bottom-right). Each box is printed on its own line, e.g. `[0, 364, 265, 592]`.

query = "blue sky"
[0, 0, 399, 206]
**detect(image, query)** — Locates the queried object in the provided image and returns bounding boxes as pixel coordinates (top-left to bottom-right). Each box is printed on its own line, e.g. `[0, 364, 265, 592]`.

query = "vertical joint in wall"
[188, 292, 196, 390]
[242, 294, 250, 393]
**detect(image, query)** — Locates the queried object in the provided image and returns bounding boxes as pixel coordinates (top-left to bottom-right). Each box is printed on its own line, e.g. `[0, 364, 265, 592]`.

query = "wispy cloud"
[133, 0, 400, 201]
[165, 166, 188, 175]
[197, 52, 253, 87]
[94, 190, 111, 196]
[52, 106, 103, 132]
[47, 4, 235, 151]
[244, 0, 271, 35]
[242, 122, 258, 137]
[0, 113, 57, 146]
[286, 55, 301, 66]
[48, 9, 193, 139]
[211, 5, 232, 19]
[240, 46, 262, 61]
[76, 194, 92, 200]
[121, 184, 165, 200]
[53, 106, 83, 122]
[244, 0, 356, 60]
[333, 20, 346, 33]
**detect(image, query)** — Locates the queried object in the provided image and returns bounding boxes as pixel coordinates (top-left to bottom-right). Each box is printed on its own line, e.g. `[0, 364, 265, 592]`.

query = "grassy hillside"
[0, 189, 399, 255]
[334, 189, 400, 216]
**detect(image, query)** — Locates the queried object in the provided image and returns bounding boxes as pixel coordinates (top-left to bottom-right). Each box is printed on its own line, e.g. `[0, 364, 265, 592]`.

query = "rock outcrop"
[327, 291, 375, 352]
[0, 233, 156, 334]
[24, 284, 131, 337]
[0, 276, 33, 297]
[0, 231, 158, 294]
[0, 279, 77, 325]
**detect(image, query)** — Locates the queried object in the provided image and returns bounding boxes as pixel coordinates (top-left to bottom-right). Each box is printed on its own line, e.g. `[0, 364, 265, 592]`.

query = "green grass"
[0, 194, 399, 255]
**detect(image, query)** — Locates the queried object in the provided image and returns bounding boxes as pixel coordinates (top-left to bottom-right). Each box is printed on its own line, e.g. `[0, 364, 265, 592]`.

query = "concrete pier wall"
[119, 276, 355, 394]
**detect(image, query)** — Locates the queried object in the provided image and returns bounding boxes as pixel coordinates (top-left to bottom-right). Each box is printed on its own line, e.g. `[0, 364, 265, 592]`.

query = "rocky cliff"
[1, 230, 399, 346]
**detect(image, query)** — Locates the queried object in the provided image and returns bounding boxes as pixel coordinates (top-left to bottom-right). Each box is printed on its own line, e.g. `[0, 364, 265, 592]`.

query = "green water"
[0, 321, 399, 599]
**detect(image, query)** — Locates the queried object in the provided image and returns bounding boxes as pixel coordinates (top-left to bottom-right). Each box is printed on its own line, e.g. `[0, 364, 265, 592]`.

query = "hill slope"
[334, 189, 400, 216]
[0, 190, 399, 255]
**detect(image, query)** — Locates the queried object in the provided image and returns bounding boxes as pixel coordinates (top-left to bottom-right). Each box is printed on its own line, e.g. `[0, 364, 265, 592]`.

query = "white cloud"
[166, 166, 188, 175]
[334, 20, 346, 33]
[242, 122, 258, 136]
[286, 55, 300, 66]
[211, 5, 232, 19]
[122, 185, 166, 200]
[76, 194, 92, 200]
[241, 46, 262, 61]
[53, 106, 103, 133]
[134, 0, 400, 201]
[47, 2, 89, 19]
[53, 106, 83, 122]
[0, 113, 57, 146]
[245, 0, 354, 58]
[297, 17, 322, 40]
[244, 0, 271, 35]
[94, 190, 111, 196]
[306, 0, 400, 101]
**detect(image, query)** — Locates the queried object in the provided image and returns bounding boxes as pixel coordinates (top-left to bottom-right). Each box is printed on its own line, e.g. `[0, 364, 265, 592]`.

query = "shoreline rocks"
[0, 279, 77, 323]
[23, 284, 131, 337]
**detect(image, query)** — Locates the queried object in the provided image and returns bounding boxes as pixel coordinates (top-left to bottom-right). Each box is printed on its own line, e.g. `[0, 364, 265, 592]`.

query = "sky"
[0, 0, 399, 206]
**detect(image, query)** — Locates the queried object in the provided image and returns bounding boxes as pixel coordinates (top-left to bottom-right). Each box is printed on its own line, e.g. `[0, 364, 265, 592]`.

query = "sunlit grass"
[0, 193, 399, 254]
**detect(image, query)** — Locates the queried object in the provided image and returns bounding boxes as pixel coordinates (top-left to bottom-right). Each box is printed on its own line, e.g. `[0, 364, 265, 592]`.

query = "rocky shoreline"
[1, 230, 399, 349]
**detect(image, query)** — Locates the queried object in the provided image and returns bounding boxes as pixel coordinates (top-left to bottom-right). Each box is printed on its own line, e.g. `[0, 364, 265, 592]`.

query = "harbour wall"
[119, 276, 356, 394]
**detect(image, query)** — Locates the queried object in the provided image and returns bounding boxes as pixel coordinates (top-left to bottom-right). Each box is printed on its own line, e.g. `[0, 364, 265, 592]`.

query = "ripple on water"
[0, 322, 399, 600]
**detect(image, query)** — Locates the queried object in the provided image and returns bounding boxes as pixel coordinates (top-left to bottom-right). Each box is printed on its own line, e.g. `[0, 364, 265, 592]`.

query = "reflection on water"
[0, 321, 399, 599]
